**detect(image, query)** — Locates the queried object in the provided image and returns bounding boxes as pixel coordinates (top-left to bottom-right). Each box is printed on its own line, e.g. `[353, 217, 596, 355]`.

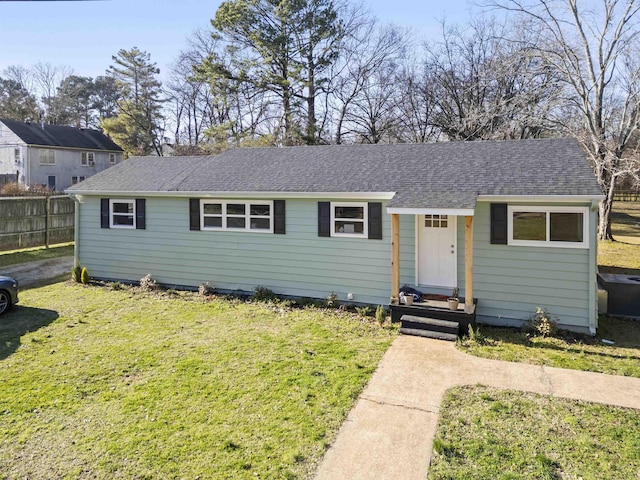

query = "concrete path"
[314, 335, 640, 480]
[2, 256, 73, 287]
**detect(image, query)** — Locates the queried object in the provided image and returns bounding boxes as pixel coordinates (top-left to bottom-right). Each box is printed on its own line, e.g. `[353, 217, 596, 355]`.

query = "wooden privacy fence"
[0, 196, 74, 252]
[613, 190, 640, 202]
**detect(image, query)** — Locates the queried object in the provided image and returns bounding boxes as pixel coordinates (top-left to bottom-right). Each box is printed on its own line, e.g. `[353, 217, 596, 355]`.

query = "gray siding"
[78, 196, 409, 305]
[470, 201, 593, 330]
[28, 147, 122, 191]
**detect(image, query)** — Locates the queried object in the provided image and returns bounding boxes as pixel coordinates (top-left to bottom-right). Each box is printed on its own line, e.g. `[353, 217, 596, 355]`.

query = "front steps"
[399, 316, 459, 341]
[391, 299, 476, 341]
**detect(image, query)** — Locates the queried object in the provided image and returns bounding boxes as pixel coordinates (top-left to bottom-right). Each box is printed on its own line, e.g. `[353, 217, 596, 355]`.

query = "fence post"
[45, 196, 50, 248]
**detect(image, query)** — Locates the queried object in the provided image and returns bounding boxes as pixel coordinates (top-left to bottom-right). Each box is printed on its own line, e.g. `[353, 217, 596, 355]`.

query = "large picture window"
[200, 200, 273, 232]
[508, 206, 588, 248]
[331, 202, 367, 237]
[110, 199, 136, 228]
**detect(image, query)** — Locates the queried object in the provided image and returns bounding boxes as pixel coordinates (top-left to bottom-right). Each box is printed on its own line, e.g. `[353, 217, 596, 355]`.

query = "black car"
[0, 276, 19, 315]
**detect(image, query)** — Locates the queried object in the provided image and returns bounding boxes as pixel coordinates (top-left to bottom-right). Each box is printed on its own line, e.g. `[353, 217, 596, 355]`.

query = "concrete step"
[399, 327, 459, 342]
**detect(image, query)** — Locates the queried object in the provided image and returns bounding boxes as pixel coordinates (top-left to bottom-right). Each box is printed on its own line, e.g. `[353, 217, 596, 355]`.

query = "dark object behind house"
[598, 273, 640, 317]
[0, 275, 18, 315]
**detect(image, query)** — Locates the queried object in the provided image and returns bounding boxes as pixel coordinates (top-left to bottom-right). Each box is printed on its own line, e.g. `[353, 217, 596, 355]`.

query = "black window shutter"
[135, 199, 146, 230]
[490, 203, 508, 244]
[318, 202, 331, 237]
[100, 198, 109, 228]
[368, 202, 383, 240]
[189, 199, 200, 231]
[273, 200, 286, 234]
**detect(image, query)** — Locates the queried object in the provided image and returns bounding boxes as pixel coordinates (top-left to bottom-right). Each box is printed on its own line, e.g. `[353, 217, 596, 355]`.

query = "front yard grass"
[0, 242, 73, 268]
[598, 200, 640, 274]
[428, 385, 640, 480]
[458, 316, 640, 377]
[0, 281, 395, 479]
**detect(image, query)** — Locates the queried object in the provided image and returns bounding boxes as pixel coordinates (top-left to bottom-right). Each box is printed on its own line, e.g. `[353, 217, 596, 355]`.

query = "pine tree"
[102, 47, 164, 156]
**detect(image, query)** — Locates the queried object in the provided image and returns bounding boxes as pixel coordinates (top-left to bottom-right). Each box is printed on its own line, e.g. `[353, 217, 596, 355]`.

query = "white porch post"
[464, 216, 474, 313]
[391, 213, 400, 303]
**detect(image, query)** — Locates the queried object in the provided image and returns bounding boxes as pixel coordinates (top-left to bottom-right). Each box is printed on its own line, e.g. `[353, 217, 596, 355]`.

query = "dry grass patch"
[0, 243, 73, 267]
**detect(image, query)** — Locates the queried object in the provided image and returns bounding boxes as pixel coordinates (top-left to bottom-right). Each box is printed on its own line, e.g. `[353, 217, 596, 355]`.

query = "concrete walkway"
[2, 256, 73, 287]
[314, 335, 640, 480]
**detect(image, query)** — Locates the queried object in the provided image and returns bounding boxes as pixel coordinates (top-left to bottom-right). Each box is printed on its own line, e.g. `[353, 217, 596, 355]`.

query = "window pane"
[250, 218, 270, 230]
[226, 204, 246, 215]
[113, 202, 133, 214]
[227, 217, 246, 228]
[440, 220, 448, 228]
[441, 215, 448, 220]
[113, 214, 134, 226]
[203, 203, 222, 215]
[335, 206, 364, 219]
[550, 213, 583, 242]
[513, 212, 546, 241]
[425, 219, 432, 227]
[335, 221, 364, 234]
[250, 204, 270, 216]
[204, 216, 222, 228]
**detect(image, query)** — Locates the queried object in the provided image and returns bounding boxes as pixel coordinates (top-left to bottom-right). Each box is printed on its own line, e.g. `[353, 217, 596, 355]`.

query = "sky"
[0, 0, 480, 82]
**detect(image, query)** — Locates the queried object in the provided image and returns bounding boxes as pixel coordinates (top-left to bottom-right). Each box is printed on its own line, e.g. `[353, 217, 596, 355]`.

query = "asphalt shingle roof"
[1, 118, 123, 151]
[67, 138, 603, 208]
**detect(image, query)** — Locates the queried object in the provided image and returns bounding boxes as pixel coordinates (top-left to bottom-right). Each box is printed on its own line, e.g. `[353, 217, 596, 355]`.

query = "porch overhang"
[386, 207, 475, 216]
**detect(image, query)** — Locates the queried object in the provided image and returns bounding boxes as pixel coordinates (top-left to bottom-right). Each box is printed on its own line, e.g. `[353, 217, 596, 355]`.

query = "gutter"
[477, 194, 605, 202]
[68, 193, 80, 267]
[64, 190, 397, 200]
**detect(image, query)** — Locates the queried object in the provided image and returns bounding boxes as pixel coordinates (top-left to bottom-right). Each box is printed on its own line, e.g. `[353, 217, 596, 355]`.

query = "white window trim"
[71, 176, 86, 185]
[39, 149, 55, 165]
[200, 199, 274, 233]
[109, 153, 117, 164]
[109, 199, 136, 229]
[81, 151, 95, 166]
[507, 205, 589, 249]
[331, 202, 368, 238]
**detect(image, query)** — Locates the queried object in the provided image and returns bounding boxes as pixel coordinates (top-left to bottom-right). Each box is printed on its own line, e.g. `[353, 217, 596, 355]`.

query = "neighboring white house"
[0, 118, 124, 192]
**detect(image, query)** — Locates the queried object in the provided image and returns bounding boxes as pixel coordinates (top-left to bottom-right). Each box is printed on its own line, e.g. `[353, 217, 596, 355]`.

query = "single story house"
[0, 118, 124, 191]
[67, 138, 604, 334]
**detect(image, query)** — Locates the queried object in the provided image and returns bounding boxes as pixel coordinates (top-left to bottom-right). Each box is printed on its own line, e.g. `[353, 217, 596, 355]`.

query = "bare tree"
[487, 0, 640, 240]
[32, 62, 73, 123]
[330, 22, 410, 143]
[424, 18, 560, 141]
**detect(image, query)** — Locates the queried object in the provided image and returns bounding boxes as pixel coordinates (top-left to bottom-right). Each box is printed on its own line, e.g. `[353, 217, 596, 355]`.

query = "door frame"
[414, 214, 458, 288]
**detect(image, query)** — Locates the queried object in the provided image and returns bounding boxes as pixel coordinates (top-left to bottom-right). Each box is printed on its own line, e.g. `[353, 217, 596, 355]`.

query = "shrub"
[525, 307, 558, 338]
[198, 282, 215, 296]
[80, 267, 89, 285]
[325, 292, 338, 307]
[466, 324, 486, 344]
[375, 305, 386, 325]
[140, 274, 159, 292]
[355, 306, 372, 317]
[253, 285, 277, 302]
[1, 182, 28, 196]
[72, 264, 82, 283]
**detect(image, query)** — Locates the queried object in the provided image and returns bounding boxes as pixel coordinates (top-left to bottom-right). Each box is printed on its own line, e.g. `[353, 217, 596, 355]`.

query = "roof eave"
[64, 190, 397, 200]
[477, 194, 605, 202]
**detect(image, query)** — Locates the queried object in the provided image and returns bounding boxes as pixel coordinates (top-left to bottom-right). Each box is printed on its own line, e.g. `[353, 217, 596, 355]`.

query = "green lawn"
[0, 243, 74, 268]
[429, 385, 640, 480]
[598, 201, 640, 275]
[0, 282, 395, 479]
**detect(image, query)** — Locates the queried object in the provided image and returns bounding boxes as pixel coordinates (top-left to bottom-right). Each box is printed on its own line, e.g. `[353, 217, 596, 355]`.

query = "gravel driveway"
[2, 256, 73, 287]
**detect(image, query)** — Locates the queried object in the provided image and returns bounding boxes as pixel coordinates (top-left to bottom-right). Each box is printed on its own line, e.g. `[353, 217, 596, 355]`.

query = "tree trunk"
[598, 179, 615, 241]
[306, 53, 316, 145]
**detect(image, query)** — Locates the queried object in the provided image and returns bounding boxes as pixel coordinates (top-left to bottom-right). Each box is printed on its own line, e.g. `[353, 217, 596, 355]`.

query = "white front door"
[418, 214, 457, 287]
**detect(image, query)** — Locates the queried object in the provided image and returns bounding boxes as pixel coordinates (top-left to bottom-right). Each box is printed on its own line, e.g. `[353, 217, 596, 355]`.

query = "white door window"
[418, 215, 457, 287]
